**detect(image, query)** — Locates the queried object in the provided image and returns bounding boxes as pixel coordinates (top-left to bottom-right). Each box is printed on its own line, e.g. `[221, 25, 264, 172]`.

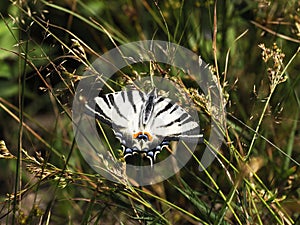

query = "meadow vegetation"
[0, 0, 299, 224]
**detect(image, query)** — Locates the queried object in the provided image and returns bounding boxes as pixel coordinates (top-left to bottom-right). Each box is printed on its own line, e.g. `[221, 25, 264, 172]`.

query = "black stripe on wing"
[164, 129, 203, 142]
[85, 101, 113, 127]
[85, 95, 128, 129]
[154, 101, 173, 118]
[110, 100, 130, 122]
[107, 93, 115, 105]
[102, 94, 111, 109]
[127, 90, 137, 113]
[158, 112, 190, 128]
[150, 95, 203, 141]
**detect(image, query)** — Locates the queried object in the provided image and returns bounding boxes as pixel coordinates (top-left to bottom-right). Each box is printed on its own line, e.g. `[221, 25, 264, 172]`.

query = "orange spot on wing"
[133, 131, 153, 141]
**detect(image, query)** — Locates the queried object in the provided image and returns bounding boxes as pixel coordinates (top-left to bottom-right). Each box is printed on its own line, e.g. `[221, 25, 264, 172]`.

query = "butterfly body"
[86, 88, 202, 166]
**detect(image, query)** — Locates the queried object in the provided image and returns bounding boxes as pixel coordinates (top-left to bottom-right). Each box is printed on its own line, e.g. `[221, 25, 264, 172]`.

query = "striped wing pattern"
[86, 88, 202, 166]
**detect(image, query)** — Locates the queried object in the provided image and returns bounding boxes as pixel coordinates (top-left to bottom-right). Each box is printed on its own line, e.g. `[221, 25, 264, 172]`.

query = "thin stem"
[245, 47, 300, 160]
[13, 9, 28, 225]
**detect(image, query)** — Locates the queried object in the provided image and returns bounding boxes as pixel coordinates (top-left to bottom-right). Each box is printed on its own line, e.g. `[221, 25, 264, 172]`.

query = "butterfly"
[85, 88, 202, 166]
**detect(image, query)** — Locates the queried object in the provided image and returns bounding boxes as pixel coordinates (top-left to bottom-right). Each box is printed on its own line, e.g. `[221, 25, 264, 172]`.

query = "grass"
[0, 0, 300, 224]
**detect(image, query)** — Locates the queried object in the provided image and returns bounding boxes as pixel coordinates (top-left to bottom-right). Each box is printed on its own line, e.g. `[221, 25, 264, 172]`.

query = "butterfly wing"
[86, 89, 159, 151]
[85, 88, 202, 166]
[86, 90, 145, 129]
[147, 96, 202, 141]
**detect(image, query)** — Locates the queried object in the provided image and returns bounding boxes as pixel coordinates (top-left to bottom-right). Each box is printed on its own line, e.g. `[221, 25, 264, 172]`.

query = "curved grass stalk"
[191, 141, 243, 225]
[40, 0, 128, 44]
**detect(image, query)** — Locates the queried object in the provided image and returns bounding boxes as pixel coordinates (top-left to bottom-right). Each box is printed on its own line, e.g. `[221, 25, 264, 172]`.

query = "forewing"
[150, 97, 201, 140]
[86, 90, 146, 135]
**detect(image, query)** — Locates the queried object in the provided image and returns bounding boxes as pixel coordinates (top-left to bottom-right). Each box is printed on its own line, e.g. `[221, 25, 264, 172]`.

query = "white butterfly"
[85, 88, 202, 166]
